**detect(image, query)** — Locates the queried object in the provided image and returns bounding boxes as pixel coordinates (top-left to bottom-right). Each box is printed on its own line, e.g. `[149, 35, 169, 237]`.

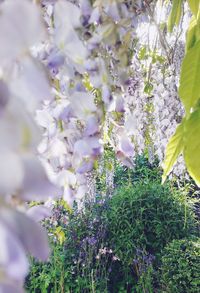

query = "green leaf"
[168, 0, 183, 32]
[144, 82, 153, 95]
[138, 46, 147, 60]
[187, 0, 200, 16]
[162, 119, 185, 183]
[186, 18, 199, 51]
[179, 40, 200, 114]
[184, 107, 200, 185]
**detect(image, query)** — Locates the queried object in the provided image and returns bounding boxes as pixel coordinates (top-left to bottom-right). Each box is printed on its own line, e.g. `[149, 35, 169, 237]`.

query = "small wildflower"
[99, 247, 107, 255]
[112, 255, 120, 261]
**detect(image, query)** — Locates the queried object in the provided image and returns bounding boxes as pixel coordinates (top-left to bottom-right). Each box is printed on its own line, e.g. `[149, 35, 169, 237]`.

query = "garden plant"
[26, 157, 199, 292]
[0, 0, 200, 292]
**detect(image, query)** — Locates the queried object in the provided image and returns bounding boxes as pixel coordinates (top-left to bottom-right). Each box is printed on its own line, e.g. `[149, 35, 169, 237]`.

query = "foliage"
[97, 153, 161, 194]
[106, 182, 198, 264]
[26, 197, 157, 293]
[167, 0, 183, 33]
[114, 155, 162, 189]
[26, 153, 200, 292]
[162, 120, 185, 183]
[26, 196, 112, 293]
[163, 0, 200, 185]
[160, 238, 200, 293]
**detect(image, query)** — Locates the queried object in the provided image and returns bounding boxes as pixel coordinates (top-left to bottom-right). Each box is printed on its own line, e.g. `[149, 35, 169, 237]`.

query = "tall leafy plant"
[163, 0, 200, 185]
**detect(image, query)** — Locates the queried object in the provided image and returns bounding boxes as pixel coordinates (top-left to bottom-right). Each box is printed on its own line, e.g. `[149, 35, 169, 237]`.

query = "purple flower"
[87, 236, 97, 246]
[47, 52, 65, 70]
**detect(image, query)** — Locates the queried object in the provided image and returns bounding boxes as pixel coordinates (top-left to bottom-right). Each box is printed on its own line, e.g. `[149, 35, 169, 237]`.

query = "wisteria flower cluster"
[0, 0, 60, 291]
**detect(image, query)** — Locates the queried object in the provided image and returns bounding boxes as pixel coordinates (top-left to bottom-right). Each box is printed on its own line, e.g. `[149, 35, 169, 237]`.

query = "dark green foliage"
[160, 238, 200, 293]
[114, 155, 162, 189]
[107, 182, 198, 264]
[26, 155, 199, 293]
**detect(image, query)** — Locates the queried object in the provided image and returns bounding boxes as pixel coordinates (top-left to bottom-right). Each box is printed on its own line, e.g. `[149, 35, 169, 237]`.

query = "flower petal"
[20, 154, 60, 201]
[0, 221, 28, 282]
[0, 208, 50, 261]
[27, 205, 51, 223]
[9, 56, 52, 111]
[0, 151, 24, 196]
[0, 0, 46, 61]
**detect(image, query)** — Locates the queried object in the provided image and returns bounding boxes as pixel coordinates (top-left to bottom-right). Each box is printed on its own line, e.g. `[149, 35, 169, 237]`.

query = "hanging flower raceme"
[0, 0, 60, 291]
[37, 0, 192, 206]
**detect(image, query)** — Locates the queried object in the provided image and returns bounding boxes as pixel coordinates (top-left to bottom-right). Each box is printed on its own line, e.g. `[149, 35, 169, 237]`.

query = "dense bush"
[26, 156, 199, 293]
[107, 182, 198, 264]
[160, 238, 200, 293]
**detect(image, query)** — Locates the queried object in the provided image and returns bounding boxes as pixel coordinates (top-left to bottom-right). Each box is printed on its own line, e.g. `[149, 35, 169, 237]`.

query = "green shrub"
[96, 153, 162, 195]
[114, 155, 162, 189]
[26, 156, 199, 293]
[160, 238, 200, 293]
[106, 182, 198, 265]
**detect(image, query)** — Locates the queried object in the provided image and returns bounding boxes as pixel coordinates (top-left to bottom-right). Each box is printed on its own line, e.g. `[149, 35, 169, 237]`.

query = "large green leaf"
[168, 0, 183, 32]
[162, 119, 185, 183]
[187, 0, 200, 16]
[179, 40, 200, 114]
[184, 107, 200, 185]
